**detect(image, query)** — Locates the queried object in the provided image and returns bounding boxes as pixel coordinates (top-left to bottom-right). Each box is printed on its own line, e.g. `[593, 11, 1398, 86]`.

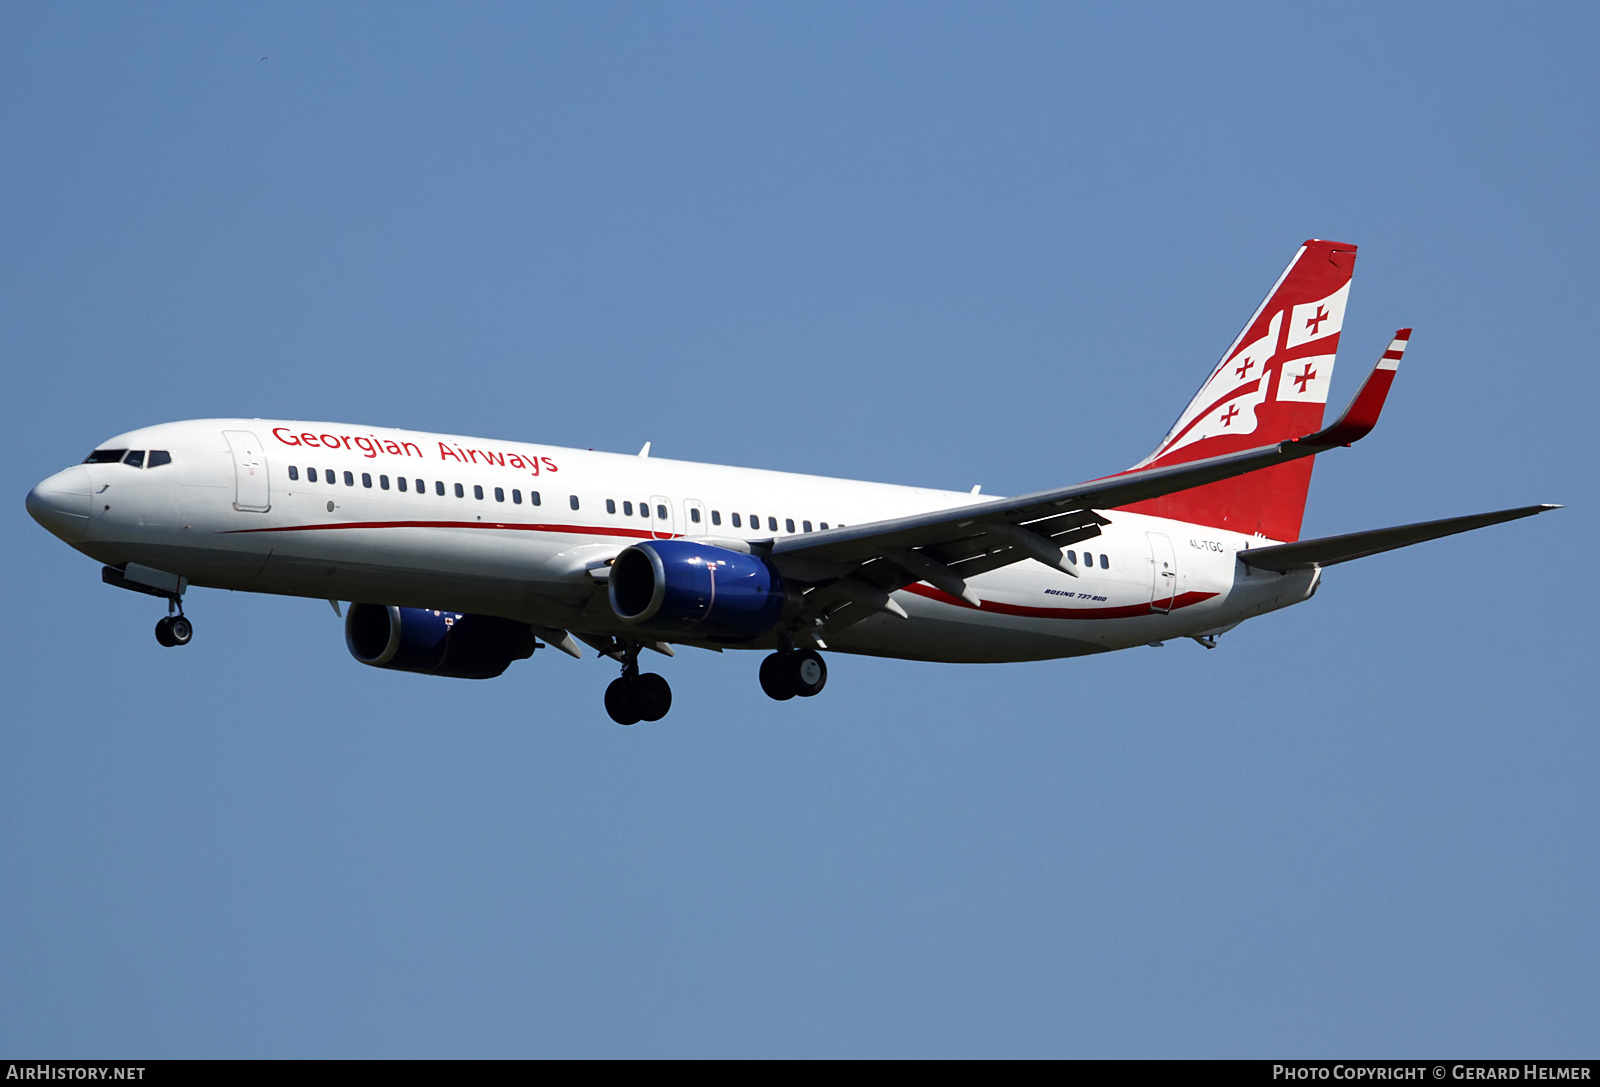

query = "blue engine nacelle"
[609, 539, 789, 639]
[344, 604, 537, 679]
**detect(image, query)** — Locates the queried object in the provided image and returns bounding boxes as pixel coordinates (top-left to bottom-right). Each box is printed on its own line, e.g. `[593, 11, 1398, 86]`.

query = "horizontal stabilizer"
[1238, 504, 1560, 572]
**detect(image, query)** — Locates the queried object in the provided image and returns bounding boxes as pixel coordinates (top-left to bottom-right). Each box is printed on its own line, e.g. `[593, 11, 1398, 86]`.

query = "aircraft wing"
[1237, 505, 1559, 572]
[764, 334, 1410, 627]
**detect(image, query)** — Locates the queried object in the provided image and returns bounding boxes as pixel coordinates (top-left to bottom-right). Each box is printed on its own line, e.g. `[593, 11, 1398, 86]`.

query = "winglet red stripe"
[1297, 328, 1410, 448]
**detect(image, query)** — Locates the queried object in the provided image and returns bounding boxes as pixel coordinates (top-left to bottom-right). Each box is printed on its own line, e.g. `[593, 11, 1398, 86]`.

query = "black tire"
[786, 649, 827, 697]
[154, 617, 176, 647]
[604, 677, 641, 725]
[168, 615, 193, 646]
[759, 653, 796, 701]
[632, 673, 672, 722]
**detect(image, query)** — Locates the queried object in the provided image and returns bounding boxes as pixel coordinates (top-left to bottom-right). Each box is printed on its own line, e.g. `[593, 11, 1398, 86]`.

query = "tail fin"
[1119, 239, 1358, 541]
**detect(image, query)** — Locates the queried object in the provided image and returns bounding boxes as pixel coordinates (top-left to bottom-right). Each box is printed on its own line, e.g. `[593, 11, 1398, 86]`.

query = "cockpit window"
[84, 449, 127, 464]
[147, 450, 171, 468]
[123, 450, 145, 468]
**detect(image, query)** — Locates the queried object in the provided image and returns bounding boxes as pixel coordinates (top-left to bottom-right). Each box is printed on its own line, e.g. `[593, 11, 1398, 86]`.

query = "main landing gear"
[603, 642, 673, 725]
[596, 642, 828, 723]
[759, 648, 827, 701]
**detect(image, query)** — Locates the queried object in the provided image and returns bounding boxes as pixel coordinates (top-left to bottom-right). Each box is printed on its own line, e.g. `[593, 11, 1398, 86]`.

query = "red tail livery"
[1120, 239, 1358, 541]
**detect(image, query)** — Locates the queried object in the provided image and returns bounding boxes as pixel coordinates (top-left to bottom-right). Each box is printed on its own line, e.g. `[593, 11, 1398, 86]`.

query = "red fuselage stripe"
[223, 519, 663, 540]
[900, 582, 1218, 620]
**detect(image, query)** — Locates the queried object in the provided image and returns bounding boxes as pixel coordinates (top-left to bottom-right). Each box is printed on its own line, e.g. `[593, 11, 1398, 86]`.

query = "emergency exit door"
[649, 495, 674, 539]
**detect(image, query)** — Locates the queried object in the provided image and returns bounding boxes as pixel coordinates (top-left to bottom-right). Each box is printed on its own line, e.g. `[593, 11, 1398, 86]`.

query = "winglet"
[1295, 329, 1410, 448]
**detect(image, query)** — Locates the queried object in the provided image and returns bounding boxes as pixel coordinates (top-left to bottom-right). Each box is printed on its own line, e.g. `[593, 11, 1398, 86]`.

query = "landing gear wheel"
[759, 653, 796, 701]
[605, 677, 642, 725]
[786, 649, 827, 697]
[154, 610, 192, 648]
[603, 642, 672, 725]
[168, 615, 193, 646]
[632, 673, 672, 722]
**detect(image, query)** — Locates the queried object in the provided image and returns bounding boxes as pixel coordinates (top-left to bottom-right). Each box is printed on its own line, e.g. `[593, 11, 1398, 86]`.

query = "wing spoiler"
[772, 331, 1415, 567]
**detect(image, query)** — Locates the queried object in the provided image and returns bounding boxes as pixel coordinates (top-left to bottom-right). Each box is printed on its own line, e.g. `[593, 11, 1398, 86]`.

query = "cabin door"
[223, 430, 271, 512]
[1146, 531, 1178, 613]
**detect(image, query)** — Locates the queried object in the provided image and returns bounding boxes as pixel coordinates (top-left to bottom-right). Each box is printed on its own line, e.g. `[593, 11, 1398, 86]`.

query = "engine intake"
[609, 539, 788, 639]
[345, 604, 537, 679]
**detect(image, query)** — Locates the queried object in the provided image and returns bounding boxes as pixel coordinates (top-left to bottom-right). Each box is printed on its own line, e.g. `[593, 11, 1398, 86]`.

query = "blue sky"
[2, 3, 1594, 1057]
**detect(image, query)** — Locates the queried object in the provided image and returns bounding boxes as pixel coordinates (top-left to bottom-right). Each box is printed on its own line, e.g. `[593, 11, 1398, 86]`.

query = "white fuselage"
[32, 419, 1319, 662]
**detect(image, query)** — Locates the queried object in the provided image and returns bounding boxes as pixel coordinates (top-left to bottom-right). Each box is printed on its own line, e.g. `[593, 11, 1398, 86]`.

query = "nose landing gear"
[153, 592, 193, 647]
[759, 648, 827, 701]
[603, 642, 673, 725]
[101, 565, 193, 648]
[154, 612, 193, 647]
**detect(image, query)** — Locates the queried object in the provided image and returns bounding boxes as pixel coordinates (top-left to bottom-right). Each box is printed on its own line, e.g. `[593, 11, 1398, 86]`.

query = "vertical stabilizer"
[1118, 239, 1357, 541]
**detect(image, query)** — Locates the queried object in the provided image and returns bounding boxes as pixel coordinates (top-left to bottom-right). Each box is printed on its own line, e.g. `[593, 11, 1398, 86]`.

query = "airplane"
[25, 240, 1557, 725]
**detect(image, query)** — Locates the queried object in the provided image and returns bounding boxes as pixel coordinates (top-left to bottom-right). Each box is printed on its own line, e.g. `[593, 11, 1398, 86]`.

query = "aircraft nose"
[26, 465, 92, 544]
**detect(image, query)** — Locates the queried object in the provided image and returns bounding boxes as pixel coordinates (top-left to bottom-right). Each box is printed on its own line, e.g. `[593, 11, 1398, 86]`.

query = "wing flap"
[762, 335, 1412, 632]
[774, 337, 1408, 568]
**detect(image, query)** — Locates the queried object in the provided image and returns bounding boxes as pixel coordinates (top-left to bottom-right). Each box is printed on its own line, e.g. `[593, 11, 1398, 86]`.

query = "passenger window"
[731, 513, 741, 528]
[380, 475, 390, 490]
[512, 489, 522, 504]
[147, 450, 171, 468]
[307, 468, 318, 483]
[820, 522, 829, 530]
[436, 481, 445, 496]
[768, 517, 778, 532]
[326, 467, 336, 483]
[641, 502, 650, 518]
[531, 491, 541, 506]
[474, 484, 484, 500]
[803, 521, 812, 532]
[711, 510, 721, 526]
[690, 508, 701, 523]
[397, 476, 407, 492]
[785, 518, 795, 533]
[656, 504, 667, 520]
[454, 483, 465, 498]
[1066, 550, 1076, 564]
[1100, 554, 1109, 569]
[623, 501, 633, 516]
[362, 473, 373, 488]
[570, 495, 580, 510]
[344, 471, 355, 486]
[289, 466, 300, 481]
[1084, 552, 1094, 567]
[494, 487, 504, 502]
[123, 450, 145, 468]
[415, 479, 424, 494]
[606, 499, 616, 514]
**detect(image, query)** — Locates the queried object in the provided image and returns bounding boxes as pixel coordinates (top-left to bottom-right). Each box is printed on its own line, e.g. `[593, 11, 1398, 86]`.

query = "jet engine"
[609, 539, 792, 639]
[344, 604, 537, 679]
